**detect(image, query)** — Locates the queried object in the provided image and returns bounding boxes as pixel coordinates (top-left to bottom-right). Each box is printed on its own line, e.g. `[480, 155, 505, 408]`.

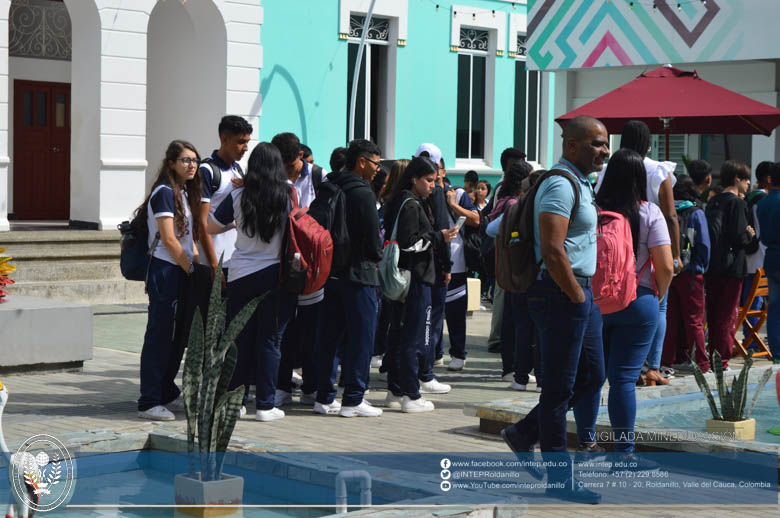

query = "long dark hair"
[595, 148, 647, 254]
[673, 174, 700, 203]
[501, 161, 533, 199]
[137, 140, 202, 240]
[386, 156, 438, 205]
[240, 142, 291, 242]
[620, 120, 651, 158]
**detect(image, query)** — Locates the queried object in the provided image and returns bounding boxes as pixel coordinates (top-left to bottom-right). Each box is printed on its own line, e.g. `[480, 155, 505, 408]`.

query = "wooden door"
[13, 80, 71, 219]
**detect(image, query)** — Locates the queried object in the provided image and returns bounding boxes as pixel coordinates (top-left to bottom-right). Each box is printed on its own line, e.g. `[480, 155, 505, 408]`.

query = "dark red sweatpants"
[662, 271, 709, 372]
[704, 276, 743, 369]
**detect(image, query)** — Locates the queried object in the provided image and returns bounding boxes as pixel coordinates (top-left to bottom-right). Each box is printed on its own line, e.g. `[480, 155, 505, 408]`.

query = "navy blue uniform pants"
[139, 258, 186, 412]
[445, 273, 468, 360]
[278, 301, 323, 395]
[385, 279, 432, 399]
[316, 278, 378, 407]
[227, 264, 296, 411]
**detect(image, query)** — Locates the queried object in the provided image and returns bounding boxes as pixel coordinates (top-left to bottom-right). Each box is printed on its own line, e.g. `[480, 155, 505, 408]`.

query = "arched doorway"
[8, 0, 72, 220]
[146, 0, 227, 187]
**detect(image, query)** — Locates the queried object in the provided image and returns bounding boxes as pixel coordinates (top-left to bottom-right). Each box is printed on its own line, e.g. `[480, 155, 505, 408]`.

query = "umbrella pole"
[665, 130, 670, 161]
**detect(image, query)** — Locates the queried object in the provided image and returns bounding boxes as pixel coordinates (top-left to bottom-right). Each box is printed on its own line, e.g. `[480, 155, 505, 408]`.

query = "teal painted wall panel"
[259, 1, 531, 169]
[257, 1, 348, 162]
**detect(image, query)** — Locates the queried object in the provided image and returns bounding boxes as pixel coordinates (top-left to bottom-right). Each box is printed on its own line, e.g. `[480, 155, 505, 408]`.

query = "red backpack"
[592, 210, 638, 315]
[281, 189, 334, 295]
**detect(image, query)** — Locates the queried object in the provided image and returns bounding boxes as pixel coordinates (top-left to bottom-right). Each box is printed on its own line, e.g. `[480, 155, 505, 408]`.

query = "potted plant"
[0, 246, 15, 303]
[692, 350, 774, 440]
[174, 262, 264, 517]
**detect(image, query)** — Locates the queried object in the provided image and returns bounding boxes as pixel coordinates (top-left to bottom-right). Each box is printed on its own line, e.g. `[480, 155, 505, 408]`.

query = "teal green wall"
[259, 0, 532, 172]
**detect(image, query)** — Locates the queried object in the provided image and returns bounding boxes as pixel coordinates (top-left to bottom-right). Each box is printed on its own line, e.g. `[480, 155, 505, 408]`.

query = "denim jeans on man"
[507, 278, 605, 482]
[603, 286, 658, 453]
[766, 270, 780, 358]
[139, 257, 187, 411]
[227, 263, 296, 411]
[385, 280, 432, 399]
[317, 278, 378, 407]
[645, 291, 667, 369]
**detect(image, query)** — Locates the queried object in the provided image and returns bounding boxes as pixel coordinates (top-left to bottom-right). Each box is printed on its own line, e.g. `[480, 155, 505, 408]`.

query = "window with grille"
[514, 33, 541, 162]
[456, 28, 489, 160]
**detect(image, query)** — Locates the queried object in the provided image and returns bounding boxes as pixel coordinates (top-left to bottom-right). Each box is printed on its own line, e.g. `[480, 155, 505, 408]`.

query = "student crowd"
[131, 114, 780, 503]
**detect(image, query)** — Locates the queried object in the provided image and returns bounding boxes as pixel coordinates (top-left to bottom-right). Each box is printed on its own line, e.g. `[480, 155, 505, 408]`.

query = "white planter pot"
[174, 472, 244, 517]
[705, 418, 756, 441]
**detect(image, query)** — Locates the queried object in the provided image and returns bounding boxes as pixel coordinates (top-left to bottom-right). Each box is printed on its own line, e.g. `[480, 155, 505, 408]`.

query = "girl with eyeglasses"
[136, 140, 203, 421]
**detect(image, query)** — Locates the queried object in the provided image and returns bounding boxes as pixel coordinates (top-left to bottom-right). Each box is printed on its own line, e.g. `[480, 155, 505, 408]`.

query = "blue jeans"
[645, 291, 667, 369]
[227, 264, 296, 411]
[446, 273, 468, 360]
[603, 286, 658, 453]
[508, 278, 605, 482]
[766, 269, 780, 359]
[385, 280, 432, 399]
[139, 258, 186, 411]
[317, 278, 378, 407]
[500, 292, 539, 385]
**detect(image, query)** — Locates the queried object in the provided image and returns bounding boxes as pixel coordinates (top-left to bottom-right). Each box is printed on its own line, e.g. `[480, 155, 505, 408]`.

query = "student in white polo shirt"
[198, 116, 252, 277]
[270, 132, 330, 408]
[137, 140, 202, 421]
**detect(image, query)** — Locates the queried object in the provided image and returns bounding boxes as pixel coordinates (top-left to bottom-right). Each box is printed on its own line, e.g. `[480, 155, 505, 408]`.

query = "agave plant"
[692, 350, 774, 421]
[182, 260, 266, 481]
[0, 246, 15, 303]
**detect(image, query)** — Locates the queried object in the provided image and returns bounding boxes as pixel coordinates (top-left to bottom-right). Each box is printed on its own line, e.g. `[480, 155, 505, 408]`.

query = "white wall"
[146, 0, 226, 188]
[6, 56, 71, 212]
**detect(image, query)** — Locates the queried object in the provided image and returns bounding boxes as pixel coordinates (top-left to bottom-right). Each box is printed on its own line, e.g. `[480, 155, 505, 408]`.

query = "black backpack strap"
[235, 162, 245, 178]
[312, 164, 323, 190]
[201, 158, 222, 194]
[542, 169, 581, 224]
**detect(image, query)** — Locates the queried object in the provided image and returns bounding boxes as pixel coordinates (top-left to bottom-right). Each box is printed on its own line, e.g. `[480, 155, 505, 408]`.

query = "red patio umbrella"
[556, 66, 780, 159]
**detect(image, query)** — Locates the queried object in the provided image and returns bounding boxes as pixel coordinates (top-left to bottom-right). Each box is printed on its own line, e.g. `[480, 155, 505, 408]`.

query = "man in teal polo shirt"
[502, 115, 609, 504]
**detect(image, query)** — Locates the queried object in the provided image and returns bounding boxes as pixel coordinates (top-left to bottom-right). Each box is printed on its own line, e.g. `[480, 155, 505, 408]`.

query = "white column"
[0, 0, 11, 231]
[221, 0, 263, 167]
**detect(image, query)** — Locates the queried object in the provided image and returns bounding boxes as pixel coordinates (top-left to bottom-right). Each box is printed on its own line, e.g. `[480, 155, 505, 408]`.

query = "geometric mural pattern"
[526, 0, 749, 71]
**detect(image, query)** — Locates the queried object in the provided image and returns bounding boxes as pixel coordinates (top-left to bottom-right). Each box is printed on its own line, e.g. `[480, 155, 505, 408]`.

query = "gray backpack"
[379, 197, 416, 302]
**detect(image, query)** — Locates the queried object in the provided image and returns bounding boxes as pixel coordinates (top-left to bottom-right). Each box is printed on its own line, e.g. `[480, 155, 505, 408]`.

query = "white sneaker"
[313, 400, 341, 415]
[166, 395, 185, 412]
[256, 407, 285, 422]
[401, 396, 435, 413]
[420, 379, 451, 394]
[535, 386, 542, 393]
[384, 393, 403, 409]
[509, 382, 528, 391]
[274, 389, 293, 407]
[448, 358, 466, 371]
[370, 355, 383, 369]
[291, 370, 303, 386]
[340, 400, 383, 417]
[659, 366, 675, 378]
[138, 405, 175, 421]
[433, 358, 445, 367]
[301, 392, 317, 405]
[240, 405, 247, 418]
[528, 374, 537, 384]
[502, 372, 515, 382]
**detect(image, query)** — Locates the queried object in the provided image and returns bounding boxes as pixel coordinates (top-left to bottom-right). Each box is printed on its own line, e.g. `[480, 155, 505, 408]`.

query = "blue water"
[632, 381, 780, 444]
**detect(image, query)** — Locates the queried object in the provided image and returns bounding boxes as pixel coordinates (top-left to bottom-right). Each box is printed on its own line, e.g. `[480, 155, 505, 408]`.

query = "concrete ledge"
[0, 295, 93, 369]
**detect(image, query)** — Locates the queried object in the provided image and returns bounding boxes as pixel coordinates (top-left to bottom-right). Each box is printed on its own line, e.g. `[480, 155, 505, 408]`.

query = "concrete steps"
[0, 230, 147, 304]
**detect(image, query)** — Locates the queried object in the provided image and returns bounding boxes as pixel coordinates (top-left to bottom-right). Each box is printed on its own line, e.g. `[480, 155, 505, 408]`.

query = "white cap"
[413, 143, 442, 166]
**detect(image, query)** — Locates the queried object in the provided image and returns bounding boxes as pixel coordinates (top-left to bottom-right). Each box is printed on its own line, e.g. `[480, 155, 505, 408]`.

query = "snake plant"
[691, 350, 773, 421]
[182, 260, 265, 481]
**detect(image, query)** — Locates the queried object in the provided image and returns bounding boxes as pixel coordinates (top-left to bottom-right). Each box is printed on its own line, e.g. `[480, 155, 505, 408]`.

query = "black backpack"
[307, 180, 352, 278]
[677, 205, 697, 270]
[705, 195, 732, 276]
[118, 208, 159, 283]
[200, 158, 244, 192]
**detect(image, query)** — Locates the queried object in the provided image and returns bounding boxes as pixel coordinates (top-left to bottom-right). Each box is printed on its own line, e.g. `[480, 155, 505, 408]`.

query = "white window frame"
[451, 6, 505, 169]
[340, 1, 408, 158]
[347, 15, 390, 145]
[514, 33, 541, 161]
